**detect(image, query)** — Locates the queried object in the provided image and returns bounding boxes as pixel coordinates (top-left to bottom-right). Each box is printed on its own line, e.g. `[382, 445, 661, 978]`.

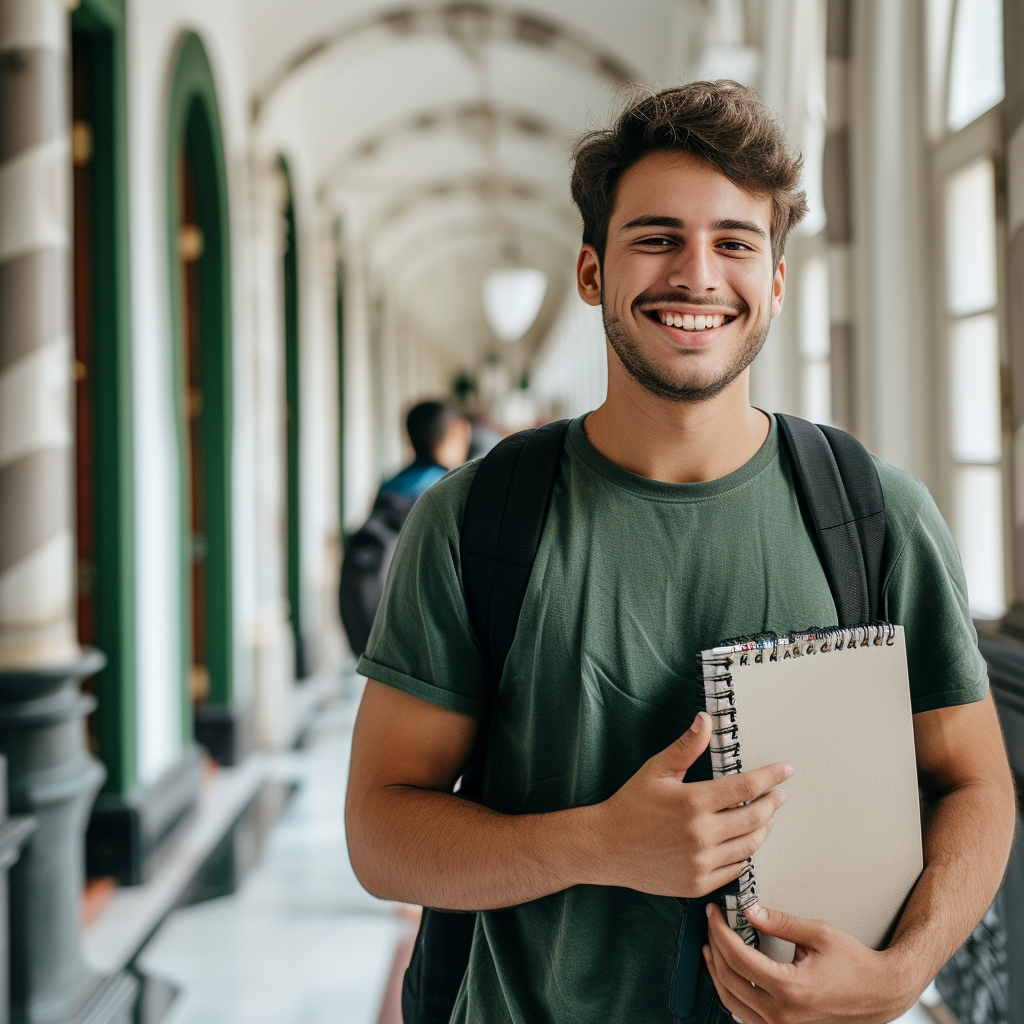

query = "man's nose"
[666, 240, 721, 293]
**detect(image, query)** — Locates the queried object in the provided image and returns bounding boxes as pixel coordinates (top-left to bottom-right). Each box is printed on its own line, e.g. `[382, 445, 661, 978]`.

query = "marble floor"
[138, 681, 406, 1024]
[137, 678, 940, 1024]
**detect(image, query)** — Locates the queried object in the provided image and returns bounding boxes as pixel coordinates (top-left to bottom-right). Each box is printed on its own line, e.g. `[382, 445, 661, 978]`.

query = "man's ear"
[577, 245, 602, 307]
[770, 256, 786, 318]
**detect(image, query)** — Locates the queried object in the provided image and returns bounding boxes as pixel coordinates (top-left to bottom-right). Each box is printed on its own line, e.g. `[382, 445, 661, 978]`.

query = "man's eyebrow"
[619, 215, 768, 241]
[620, 215, 683, 231]
[713, 218, 768, 240]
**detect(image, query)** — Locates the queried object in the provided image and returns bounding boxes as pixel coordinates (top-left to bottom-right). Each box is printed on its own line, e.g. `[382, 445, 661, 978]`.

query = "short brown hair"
[571, 81, 808, 267]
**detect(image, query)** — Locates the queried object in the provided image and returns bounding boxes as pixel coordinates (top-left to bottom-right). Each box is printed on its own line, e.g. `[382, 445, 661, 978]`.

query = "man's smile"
[640, 306, 740, 345]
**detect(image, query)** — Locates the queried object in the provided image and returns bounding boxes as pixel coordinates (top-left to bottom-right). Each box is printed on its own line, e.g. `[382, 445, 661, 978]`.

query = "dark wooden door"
[180, 151, 209, 707]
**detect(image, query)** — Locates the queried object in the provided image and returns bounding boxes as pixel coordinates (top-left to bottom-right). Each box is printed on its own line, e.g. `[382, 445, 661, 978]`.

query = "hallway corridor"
[133, 678, 945, 1024]
[0, 0, 1018, 1018]
[138, 680, 406, 1024]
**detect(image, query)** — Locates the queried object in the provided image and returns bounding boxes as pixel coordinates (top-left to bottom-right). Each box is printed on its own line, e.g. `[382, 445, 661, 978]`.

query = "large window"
[928, 0, 1007, 618]
[792, 0, 831, 425]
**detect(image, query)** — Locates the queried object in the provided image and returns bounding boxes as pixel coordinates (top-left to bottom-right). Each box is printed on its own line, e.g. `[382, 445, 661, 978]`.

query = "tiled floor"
[137, 679, 939, 1024]
[138, 682, 405, 1024]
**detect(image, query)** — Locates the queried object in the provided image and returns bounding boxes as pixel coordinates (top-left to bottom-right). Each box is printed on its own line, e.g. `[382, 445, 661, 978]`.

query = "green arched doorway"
[167, 33, 233, 751]
[278, 157, 304, 679]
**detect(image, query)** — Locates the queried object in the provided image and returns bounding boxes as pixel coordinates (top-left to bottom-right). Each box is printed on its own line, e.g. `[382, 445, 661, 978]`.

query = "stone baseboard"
[194, 703, 254, 767]
[86, 747, 204, 886]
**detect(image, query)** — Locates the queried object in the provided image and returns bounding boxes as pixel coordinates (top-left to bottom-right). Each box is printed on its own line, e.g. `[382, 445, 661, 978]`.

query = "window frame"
[930, 104, 1012, 617]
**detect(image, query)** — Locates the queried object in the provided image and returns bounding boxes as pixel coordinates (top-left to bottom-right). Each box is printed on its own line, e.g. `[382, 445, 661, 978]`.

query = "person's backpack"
[339, 490, 418, 656]
[401, 413, 886, 1024]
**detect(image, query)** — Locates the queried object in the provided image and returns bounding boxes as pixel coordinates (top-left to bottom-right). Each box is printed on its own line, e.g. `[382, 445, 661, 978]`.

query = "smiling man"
[346, 82, 1014, 1024]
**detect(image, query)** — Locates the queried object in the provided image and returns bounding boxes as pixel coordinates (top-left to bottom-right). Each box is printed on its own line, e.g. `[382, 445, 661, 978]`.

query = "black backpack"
[339, 490, 418, 656]
[401, 413, 886, 1024]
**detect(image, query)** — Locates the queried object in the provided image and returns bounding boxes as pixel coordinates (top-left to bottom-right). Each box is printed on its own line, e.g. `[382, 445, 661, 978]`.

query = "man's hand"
[704, 902, 917, 1024]
[349, 684, 794, 909]
[593, 712, 793, 898]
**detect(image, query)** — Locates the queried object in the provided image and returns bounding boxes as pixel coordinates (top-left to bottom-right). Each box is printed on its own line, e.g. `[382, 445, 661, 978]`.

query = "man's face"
[577, 151, 786, 403]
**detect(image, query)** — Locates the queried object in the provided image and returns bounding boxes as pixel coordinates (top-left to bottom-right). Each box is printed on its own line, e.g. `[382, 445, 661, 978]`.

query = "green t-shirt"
[358, 414, 988, 1024]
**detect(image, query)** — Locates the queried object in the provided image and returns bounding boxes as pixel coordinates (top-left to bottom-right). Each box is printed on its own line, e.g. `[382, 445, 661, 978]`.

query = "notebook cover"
[709, 625, 923, 962]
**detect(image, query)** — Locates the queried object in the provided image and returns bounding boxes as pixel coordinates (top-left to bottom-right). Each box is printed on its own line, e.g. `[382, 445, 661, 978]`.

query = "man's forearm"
[346, 785, 605, 910]
[885, 778, 1015, 990]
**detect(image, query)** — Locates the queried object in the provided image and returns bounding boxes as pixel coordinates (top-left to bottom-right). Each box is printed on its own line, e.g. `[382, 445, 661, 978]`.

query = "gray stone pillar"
[823, 0, 854, 433]
[0, 0, 77, 670]
[0, 3, 134, 1021]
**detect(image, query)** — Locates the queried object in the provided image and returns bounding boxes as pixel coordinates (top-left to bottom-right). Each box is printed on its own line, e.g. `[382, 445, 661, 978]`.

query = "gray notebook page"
[727, 626, 923, 962]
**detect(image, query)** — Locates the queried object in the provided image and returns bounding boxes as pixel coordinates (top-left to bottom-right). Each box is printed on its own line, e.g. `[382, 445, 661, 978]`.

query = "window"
[799, 256, 831, 425]
[943, 159, 1005, 617]
[928, 0, 1007, 619]
[947, 0, 1004, 131]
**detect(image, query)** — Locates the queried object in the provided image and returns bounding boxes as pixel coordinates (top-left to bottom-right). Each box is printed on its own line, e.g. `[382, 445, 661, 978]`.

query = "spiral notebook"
[700, 624, 923, 963]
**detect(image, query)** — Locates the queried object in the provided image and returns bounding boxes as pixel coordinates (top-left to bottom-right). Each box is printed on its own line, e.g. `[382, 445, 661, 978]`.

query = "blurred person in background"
[339, 401, 470, 656]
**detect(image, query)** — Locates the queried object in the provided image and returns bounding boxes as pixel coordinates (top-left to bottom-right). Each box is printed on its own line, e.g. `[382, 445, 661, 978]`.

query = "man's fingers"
[703, 944, 768, 1024]
[714, 818, 774, 866]
[744, 902, 829, 949]
[706, 904, 786, 993]
[713, 790, 784, 844]
[651, 712, 712, 777]
[706, 857, 756, 892]
[712, 762, 794, 810]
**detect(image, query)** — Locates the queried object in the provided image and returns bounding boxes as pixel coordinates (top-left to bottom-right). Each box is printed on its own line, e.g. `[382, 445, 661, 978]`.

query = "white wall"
[531, 292, 608, 419]
[127, 0, 253, 783]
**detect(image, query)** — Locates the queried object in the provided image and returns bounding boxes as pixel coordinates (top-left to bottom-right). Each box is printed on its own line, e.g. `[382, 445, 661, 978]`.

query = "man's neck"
[584, 358, 770, 485]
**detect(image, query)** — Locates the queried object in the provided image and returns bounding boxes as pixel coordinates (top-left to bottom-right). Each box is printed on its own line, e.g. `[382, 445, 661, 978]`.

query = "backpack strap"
[402, 422, 571, 1024]
[776, 414, 885, 625]
[460, 419, 571, 688]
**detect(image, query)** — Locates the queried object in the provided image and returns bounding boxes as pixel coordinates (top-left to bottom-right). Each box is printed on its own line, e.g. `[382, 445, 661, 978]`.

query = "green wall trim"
[166, 33, 234, 733]
[72, 0, 137, 796]
[279, 157, 304, 678]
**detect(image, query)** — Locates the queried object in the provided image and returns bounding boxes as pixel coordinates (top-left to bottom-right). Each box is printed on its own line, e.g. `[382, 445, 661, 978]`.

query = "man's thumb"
[744, 903, 827, 949]
[657, 712, 711, 775]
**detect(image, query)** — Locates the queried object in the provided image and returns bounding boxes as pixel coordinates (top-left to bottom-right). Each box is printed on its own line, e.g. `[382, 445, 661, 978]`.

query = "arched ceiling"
[239, 1, 751, 388]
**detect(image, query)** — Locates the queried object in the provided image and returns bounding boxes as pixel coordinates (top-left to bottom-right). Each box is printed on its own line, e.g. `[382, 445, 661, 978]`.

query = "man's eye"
[638, 237, 674, 247]
[718, 241, 751, 251]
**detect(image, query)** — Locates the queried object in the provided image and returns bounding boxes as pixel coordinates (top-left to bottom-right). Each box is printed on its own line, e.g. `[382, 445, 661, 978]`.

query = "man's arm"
[345, 679, 792, 910]
[705, 692, 1016, 1024]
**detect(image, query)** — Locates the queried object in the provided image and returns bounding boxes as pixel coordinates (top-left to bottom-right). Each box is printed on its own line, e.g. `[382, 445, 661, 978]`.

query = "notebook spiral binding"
[700, 622, 895, 948]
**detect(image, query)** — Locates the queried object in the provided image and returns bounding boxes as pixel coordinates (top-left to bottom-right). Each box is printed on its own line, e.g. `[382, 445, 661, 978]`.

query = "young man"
[346, 82, 1015, 1024]
[378, 401, 472, 502]
[339, 402, 470, 656]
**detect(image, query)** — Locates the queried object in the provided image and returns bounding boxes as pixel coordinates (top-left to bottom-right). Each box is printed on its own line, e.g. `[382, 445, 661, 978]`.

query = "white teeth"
[657, 311, 732, 331]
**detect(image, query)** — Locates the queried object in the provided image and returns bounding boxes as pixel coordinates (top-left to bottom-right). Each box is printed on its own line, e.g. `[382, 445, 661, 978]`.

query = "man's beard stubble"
[602, 300, 770, 404]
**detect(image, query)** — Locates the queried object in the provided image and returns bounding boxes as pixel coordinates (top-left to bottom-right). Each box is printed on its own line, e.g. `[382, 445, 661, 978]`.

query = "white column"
[0, 0, 79, 668]
[248, 157, 295, 747]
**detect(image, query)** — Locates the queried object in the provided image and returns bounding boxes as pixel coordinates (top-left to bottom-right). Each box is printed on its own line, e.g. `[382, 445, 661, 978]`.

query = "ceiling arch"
[251, 1, 641, 121]
[381, 219, 575, 298]
[319, 100, 566, 196]
[373, 211, 577, 274]
[359, 172, 575, 244]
